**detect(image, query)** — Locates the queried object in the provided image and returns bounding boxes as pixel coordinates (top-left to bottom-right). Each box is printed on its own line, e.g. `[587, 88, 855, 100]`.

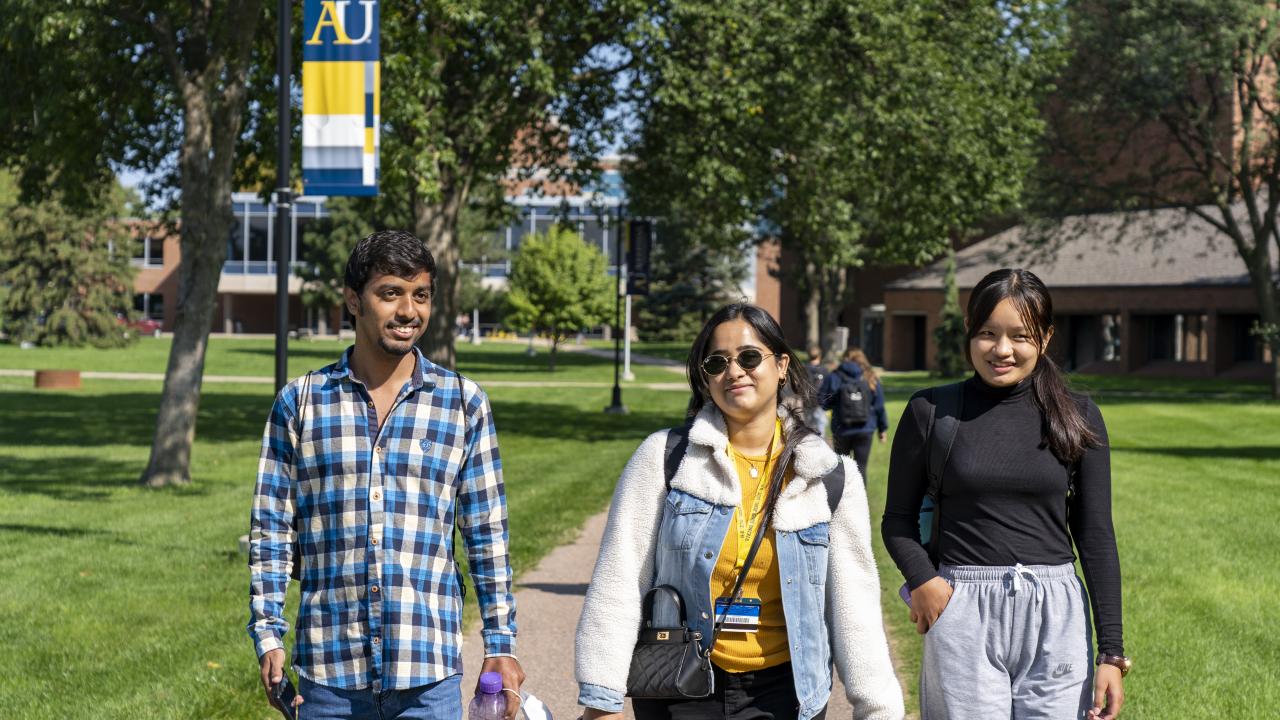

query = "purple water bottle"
[468, 671, 507, 720]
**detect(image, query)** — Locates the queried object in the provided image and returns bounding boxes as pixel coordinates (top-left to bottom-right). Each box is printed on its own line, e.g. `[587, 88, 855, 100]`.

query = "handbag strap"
[707, 442, 795, 652]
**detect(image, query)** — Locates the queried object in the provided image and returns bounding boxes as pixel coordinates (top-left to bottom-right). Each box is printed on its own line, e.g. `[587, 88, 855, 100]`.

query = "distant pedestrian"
[819, 348, 888, 483]
[803, 345, 830, 440]
[247, 230, 524, 720]
[575, 302, 903, 720]
[882, 268, 1127, 720]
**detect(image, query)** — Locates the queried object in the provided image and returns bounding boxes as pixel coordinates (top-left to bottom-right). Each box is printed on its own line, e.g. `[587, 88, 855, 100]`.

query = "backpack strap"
[289, 372, 314, 582]
[821, 460, 844, 516]
[923, 381, 964, 567]
[663, 423, 691, 489]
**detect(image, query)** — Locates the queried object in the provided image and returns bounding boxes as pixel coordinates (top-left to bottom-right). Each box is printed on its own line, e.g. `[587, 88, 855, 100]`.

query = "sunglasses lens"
[737, 348, 764, 370]
[702, 355, 729, 375]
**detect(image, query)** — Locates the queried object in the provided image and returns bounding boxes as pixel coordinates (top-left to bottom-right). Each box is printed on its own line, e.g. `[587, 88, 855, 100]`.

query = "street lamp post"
[273, 0, 292, 392]
[605, 204, 628, 414]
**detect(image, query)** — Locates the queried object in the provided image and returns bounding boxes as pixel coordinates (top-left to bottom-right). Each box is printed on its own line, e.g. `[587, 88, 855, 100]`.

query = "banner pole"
[274, 0, 293, 392]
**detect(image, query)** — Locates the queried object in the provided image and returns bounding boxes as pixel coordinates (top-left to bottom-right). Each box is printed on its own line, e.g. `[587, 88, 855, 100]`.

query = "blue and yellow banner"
[302, 0, 379, 196]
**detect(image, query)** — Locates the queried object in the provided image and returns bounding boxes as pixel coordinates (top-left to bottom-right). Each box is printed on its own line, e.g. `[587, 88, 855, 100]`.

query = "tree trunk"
[414, 185, 468, 370]
[549, 332, 558, 372]
[802, 257, 821, 350]
[140, 77, 241, 487]
[1239, 233, 1280, 400]
[820, 265, 851, 356]
[1271, 337, 1280, 401]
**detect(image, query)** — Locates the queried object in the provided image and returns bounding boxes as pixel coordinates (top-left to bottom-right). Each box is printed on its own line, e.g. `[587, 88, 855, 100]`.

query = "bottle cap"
[479, 671, 504, 694]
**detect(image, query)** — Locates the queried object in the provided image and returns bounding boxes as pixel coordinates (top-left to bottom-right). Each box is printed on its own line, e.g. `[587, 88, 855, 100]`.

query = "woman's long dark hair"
[685, 303, 817, 437]
[966, 269, 1099, 464]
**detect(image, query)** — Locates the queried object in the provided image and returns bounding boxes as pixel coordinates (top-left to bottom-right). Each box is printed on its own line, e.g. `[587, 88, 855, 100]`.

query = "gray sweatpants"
[920, 563, 1094, 720]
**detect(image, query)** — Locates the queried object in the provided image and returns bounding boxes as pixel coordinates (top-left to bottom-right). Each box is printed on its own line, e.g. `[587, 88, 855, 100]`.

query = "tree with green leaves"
[377, 1, 642, 369]
[624, 0, 1067, 348]
[1, 184, 137, 348]
[507, 227, 612, 371]
[1040, 0, 1280, 399]
[933, 248, 968, 377]
[297, 196, 382, 332]
[1, 0, 267, 486]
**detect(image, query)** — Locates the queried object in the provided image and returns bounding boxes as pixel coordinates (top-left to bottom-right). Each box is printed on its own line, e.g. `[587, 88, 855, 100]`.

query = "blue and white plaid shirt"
[248, 346, 515, 691]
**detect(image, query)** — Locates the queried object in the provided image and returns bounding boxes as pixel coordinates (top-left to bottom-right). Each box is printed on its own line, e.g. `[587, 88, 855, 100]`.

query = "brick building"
[878, 205, 1271, 379]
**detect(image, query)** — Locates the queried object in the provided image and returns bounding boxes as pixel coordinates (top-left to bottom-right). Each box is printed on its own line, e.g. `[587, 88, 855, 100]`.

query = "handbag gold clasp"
[656, 631, 669, 640]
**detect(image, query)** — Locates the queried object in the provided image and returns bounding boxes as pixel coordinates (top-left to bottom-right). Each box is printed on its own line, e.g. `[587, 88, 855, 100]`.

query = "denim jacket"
[575, 405, 904, 720]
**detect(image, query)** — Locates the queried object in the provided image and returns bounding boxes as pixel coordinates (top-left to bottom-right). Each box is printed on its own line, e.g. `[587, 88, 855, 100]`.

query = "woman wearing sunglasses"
[575, 303, 904, 720]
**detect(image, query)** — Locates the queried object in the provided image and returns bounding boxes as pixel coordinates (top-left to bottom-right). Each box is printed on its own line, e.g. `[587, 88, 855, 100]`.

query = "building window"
[130, 234, 165, 267]
[1146, 313, 1208, 362]
[133, 293, 164, 320]
[248, 214, 271, 267]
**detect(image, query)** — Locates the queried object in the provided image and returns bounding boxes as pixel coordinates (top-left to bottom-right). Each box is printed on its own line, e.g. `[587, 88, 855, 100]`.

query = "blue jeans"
[297, 673, 463, 720]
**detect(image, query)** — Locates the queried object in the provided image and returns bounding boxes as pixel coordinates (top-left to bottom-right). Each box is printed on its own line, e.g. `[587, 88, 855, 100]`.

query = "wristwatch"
[1095, 654, 1133, 677]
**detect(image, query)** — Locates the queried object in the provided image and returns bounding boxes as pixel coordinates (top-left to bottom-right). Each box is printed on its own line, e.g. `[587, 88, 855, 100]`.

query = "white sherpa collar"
[674, 403, 844, 529]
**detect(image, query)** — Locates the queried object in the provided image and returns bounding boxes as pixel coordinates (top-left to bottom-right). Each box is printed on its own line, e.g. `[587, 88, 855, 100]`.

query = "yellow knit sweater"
[709, 424, 791, 672]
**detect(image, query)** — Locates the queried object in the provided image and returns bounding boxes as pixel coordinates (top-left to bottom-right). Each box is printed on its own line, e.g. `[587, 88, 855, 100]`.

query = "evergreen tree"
[932, 248, 968, 378]
[507, 227, 613, 371]
[634, 221, 748, 342]
[1, 186, 136, 347]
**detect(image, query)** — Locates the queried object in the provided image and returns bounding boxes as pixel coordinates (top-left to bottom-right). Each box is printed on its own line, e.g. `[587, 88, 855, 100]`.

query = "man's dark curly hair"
[344, 230, 436, 295]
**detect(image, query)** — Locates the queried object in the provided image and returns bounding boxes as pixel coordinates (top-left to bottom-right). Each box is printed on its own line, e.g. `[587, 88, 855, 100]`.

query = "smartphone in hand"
[272, 674, 298, 720]
[898, 582, 912, 607]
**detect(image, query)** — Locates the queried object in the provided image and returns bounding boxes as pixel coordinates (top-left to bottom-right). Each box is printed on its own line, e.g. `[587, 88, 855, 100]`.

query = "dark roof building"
[881, 205, 1272, 379]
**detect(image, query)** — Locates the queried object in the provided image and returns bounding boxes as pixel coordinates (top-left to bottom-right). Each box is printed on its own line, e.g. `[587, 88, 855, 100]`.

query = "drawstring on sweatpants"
[1008, 563, 1045, 603]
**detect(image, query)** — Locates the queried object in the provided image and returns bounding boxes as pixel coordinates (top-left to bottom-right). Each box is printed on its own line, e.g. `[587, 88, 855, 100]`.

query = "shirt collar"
[327, 345, 439, 391]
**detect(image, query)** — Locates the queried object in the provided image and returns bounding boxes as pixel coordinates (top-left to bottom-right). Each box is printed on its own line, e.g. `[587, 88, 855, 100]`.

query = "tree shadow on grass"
[1114, 446, 1280, 461]
[0, 523, 112, 538]
[489, 399, 682, 442]
[227, 346, 349, 363]
[0, 455, 152, 501]
[458, 349, 618, 375]
[0, 390, 270, 448]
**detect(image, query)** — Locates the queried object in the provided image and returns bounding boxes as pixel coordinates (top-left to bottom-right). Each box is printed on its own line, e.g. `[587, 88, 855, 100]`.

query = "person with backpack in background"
[881, 268, 1126, 720]
[803, 345, 831, 441]
[574, 303, 903, 720]
[819, 347, 888, 482]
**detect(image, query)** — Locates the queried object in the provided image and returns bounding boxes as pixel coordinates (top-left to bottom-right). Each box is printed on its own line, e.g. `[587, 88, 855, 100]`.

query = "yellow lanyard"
[726, 420, 782, 573]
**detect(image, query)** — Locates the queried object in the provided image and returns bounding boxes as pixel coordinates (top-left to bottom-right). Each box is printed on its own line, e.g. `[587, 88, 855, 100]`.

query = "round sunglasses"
[700, 348, 778, 376]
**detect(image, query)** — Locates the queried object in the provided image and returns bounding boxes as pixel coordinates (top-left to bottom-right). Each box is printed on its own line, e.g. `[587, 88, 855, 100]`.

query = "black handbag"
[625, 585, 714, 699]
[625, 444, 794, 700]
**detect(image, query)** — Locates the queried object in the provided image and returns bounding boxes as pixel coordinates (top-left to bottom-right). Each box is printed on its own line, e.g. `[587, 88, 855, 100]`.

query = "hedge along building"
[880, 204, 1273, 380]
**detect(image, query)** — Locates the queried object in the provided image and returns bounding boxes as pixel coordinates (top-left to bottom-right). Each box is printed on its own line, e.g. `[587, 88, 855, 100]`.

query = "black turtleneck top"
[882, 375, 1123, 656]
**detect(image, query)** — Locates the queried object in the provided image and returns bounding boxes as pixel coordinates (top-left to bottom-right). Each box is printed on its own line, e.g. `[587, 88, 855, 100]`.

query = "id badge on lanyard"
[714, 596, 762, 633]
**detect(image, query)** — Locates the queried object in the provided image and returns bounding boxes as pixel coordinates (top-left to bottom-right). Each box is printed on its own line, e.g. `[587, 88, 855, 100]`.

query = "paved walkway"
[460, 511, 875, 720]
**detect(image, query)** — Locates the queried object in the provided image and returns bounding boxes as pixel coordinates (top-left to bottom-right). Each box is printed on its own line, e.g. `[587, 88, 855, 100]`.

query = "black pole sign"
[626, 219, 652, 296]
[274, 0, 293, 392]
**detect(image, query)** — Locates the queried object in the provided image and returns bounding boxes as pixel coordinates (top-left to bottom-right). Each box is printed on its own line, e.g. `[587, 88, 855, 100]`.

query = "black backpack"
[662, 425, 844, 514]
[833, 369, 872, 428]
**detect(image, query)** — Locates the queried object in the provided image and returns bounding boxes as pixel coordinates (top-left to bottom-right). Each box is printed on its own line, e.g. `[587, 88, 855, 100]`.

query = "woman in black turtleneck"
[883, 269, 1128, 720]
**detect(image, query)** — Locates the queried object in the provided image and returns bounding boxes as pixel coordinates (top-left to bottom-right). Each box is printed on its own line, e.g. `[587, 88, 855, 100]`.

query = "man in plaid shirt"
[249, 230, 523, 719]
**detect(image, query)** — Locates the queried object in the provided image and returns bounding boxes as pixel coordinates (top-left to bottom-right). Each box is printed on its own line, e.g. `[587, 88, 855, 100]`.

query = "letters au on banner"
[302, 0, 380, 197]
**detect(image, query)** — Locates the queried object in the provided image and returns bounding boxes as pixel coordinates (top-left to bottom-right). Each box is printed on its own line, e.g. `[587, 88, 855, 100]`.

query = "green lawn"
[1, 341, 1276, 718]
[0, 344, 687, 719]
[863, 391, 1280, 718]
[0, 336, 683, 385]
